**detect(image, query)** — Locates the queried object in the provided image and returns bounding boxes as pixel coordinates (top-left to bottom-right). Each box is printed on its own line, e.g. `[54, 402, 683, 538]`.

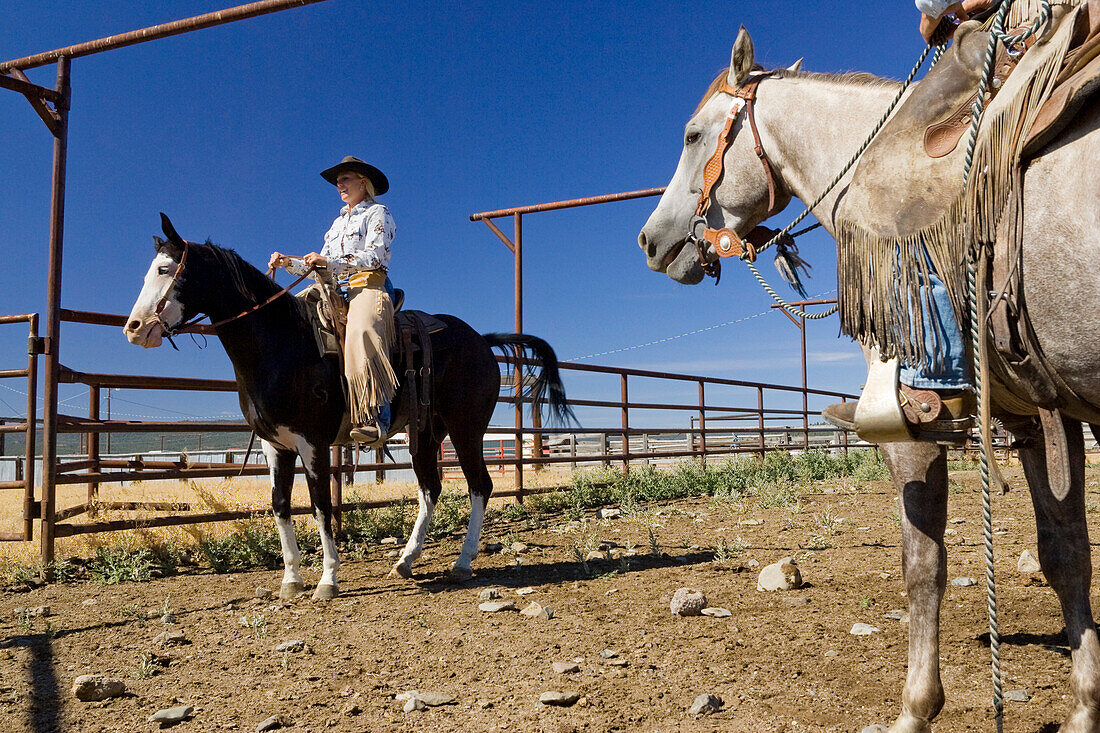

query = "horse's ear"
[729, 26, 755, 87]
[157, 214, 185, 261]
[788, 57, 803, 73]
[160, 213, 186, 247]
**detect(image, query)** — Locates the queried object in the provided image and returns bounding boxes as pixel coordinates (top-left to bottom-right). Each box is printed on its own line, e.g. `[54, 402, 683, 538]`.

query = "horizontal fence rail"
[1, 306, 860, 554]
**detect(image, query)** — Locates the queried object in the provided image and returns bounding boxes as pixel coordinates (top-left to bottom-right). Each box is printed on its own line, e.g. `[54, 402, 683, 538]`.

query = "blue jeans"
[898, 267, 971, 390]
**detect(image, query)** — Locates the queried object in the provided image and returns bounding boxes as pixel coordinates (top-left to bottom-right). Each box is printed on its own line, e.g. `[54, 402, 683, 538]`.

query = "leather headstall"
[152, 239, 314, 349]
[689, 72, 780, 274]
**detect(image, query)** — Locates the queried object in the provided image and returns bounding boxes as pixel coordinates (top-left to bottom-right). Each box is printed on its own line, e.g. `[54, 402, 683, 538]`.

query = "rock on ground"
[520, 602, 554, 620]
[478, 601, 516, 613]
[757, 557, 803, 591]
[256, 715, 287, 731]
[149, 705, 194, 725]
[850, 623, 881, 635]
[688, 693, 723, 715]
[670, 588, 707, 616]
[477, 588, 501, 601]
[951, 577, 977, 587]
[552, 661, 580, 674]
[275, 640, 305, 653]
[701, 607, 731, 618]
[1005, 689, 1030, 702]
[72, 674, 126, 702]
[1017, 550, 1042, 574]
[539, 691, 580, 706]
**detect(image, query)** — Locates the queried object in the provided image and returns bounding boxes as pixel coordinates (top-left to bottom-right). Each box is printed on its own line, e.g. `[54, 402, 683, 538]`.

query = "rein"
[688, 73, 777, 272]
[154, 239, 315, 349]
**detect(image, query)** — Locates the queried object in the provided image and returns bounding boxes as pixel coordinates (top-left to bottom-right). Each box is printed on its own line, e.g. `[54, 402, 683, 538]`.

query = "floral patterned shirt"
[288, 198, 395, 282]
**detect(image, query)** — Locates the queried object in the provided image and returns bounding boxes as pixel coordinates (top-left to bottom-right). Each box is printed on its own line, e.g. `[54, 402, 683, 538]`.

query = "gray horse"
[638, 27, 1100, 733]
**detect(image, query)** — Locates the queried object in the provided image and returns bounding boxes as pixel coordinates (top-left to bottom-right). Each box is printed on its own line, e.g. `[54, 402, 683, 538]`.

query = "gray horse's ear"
[729, 26, 755, 87]
[788, 57, 803, 73]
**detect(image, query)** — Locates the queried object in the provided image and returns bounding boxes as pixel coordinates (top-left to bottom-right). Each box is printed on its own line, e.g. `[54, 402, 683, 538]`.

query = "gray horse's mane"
[694, 66, 901, 114]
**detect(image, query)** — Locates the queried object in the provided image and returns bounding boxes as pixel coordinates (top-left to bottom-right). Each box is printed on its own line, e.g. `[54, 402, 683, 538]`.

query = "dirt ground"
[1, 463, 1097, 733]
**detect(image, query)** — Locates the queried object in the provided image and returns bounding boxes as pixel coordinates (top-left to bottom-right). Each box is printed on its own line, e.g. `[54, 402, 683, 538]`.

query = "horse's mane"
[193, 240, 292, 309]
[693, 66, 901, 114]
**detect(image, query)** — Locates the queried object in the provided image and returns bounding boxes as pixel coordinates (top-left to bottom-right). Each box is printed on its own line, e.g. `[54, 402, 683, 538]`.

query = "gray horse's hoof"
[446, 567, 473, 583]
[388, 562, 413, 579]
[311, 583, 338, 601]
[887, 714, 933, 733]
[279, 582, 305, 600]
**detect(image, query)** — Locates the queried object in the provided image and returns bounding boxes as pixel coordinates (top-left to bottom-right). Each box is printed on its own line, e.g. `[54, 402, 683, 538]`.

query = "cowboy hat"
[319, 156, 389, 195]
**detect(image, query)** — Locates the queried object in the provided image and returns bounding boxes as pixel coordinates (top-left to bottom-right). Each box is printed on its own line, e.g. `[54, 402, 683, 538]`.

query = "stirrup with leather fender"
[822, 357, 974, 446]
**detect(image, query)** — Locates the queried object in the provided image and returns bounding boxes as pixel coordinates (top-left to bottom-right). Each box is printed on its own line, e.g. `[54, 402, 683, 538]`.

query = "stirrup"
[349, 424, 382, 445]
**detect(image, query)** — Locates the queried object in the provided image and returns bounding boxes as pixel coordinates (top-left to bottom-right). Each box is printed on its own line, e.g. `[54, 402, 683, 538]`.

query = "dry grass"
[0, 467, 573, 566]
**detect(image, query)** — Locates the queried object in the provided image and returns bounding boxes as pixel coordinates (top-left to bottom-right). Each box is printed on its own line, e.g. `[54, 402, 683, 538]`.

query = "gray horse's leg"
[263, 440, 305, 600]
[882, 441, 948, 733]
[1014, 416, 1100, 731]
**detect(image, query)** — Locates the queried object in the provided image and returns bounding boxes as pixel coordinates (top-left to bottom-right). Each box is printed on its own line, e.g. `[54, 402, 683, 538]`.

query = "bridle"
[151, 238, 314, 349]
[687, 72, 782, 281]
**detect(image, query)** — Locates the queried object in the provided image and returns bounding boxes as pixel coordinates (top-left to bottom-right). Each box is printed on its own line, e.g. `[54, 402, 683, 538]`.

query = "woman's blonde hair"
[353, 172, 375, 199]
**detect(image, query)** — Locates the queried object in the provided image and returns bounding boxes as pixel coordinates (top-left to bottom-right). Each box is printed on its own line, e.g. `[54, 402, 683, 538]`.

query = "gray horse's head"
[638, 27, 796, 284]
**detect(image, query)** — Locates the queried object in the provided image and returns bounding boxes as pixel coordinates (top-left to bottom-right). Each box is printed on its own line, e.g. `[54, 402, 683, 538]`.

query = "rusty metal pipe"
[0, 0, 329, 72]
[470, 187, 666, 221]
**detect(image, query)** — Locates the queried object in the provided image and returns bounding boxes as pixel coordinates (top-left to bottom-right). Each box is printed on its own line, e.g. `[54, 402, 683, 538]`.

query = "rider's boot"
[823, 387, 974, 445]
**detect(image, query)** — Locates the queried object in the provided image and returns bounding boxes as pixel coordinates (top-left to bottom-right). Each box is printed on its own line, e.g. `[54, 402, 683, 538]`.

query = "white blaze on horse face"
[124, 252, 180, 348]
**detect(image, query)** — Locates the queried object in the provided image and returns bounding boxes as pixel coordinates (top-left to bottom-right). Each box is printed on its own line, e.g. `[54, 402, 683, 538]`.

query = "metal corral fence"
[0, 308, 858, 566]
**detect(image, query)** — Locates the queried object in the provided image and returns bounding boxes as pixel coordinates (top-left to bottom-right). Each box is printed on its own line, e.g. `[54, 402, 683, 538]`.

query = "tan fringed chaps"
[344, 277, 397, 426]
[834, 0, 1082, 367]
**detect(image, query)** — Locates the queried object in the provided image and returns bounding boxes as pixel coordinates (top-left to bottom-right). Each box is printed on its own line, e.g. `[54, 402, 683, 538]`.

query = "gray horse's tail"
[484, 333, 577, 427]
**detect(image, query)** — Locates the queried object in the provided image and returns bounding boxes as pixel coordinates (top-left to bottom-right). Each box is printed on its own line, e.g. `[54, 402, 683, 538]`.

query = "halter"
[687, 73, 781, 279]
[150, 238, 315, 350]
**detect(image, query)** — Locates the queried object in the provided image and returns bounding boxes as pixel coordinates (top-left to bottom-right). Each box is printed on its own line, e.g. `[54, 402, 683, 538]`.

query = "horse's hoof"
[887, 714, 933, 733]
[311, 583, 338, 601]
[279, 581, 305, 600]
[446, 567, 473, 583]
[388, 562, 413, 579]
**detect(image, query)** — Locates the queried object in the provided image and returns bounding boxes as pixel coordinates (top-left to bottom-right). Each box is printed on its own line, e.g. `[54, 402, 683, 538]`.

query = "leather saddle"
[297, 284, 447, 450]
[925, 0, 1100, 160]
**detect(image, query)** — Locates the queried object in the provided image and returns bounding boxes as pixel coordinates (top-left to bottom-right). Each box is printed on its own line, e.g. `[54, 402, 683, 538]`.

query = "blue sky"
[0, 1, 929, 429]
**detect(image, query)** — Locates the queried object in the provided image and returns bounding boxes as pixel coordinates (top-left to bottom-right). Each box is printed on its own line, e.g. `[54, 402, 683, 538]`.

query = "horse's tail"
[483, 333, 577, 427]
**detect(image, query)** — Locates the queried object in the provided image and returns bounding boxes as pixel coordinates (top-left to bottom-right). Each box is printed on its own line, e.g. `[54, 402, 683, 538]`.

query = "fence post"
[841, 399, 850, 456]
[698, 381, 706, 467]
[87, 386, 100, 511]
[569, 434, 577, 471]
[23, 314, 39, 542]
[602, 433, 610, 468]
[642, 433, 650, 467]
[757, 386, 766, 461]
[620, 374, 629, 475]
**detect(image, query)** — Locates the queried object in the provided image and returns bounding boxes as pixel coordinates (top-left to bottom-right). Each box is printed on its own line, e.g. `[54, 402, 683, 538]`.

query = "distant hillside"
[1, 425, 252, 457]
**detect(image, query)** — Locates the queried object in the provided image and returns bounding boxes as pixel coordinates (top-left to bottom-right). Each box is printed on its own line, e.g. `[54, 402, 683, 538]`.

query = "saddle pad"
[395, 310, 447, 335]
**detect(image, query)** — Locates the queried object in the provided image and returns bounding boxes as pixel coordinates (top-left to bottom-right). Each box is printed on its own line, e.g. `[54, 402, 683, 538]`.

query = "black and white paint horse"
[124, 214, 572, 599]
